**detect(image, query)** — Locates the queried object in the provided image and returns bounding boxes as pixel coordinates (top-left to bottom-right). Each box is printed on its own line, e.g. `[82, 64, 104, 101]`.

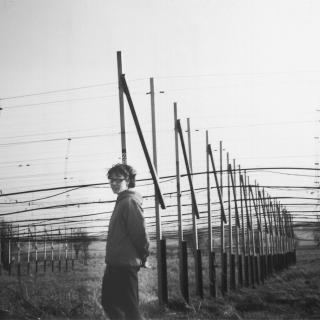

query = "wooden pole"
[208, 144, 227, 295]
[254, 183, 264, 283]
[238, 166, 245, 287]
[227, 154, 235, 291]
[187, 118, 203, 298]
[240, 173, 251, 287]
[117, 51, 127, 164]
[259, 190, 268, 279]
[51, 226, 54, 272]
[229, 162, 240, 289]
[44, 228, 47, 272]
[247, 177, 256, 287]
[261, 190, 270, 277]
[71, 228, 74, 270]
[0, 223, 2, 275]
[65, 227, 68, 272]
[27, 227, 31, 275]
[34, 226, 38, 273]
[174, 103, 183, 244]
[267, 197, 274, 273]
[270, 200, 278, 271]
[174, 103, 189, 303]
[58, 228, 61, 272]
[220, 142, 227, 294]
[17, 225, 21, 276]
[206, 132, 216, 297]
[149, 77, 167, 305]
[8, 225, 11, 276]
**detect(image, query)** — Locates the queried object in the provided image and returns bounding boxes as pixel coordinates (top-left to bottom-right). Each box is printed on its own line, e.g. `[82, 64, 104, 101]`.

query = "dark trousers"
[101, 265, 142, 320]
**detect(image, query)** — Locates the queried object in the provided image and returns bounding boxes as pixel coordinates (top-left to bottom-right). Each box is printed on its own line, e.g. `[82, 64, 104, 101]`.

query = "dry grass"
[0, 244, 320, 319]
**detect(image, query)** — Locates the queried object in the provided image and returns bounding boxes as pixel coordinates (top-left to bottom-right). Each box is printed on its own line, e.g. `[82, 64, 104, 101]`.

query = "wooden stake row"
[0, 227, 91, 276]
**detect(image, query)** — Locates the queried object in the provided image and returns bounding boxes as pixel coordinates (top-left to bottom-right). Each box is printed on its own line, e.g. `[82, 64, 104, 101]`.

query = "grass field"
[0, 243, 320, 319]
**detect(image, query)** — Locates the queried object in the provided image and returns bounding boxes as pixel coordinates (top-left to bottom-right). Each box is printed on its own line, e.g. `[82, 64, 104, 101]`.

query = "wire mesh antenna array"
[0, 51, 315, 309]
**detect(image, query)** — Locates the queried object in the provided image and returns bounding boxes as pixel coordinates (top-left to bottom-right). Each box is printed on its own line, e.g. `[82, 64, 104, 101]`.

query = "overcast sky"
[1, 0, 320, 232]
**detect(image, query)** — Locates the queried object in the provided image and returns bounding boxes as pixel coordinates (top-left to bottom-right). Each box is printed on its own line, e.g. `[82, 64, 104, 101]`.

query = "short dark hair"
[107, 163, 137, 188]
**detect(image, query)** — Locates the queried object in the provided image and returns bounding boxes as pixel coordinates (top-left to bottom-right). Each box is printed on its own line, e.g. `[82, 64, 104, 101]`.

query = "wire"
[0, 82, 117, 101]
[3, 94, 117, 110]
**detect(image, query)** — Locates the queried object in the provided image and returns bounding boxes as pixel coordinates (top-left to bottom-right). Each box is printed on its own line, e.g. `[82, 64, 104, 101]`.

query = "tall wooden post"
[27, 227, 31, 275]
[238, 166, 245, 287]
[290, 214, 296, 264]
[149, 77, 167, 305]
[58, 228, 61, 272]
[270, 200, 278, 271]
[267, 197, 274, 273]
[34, 226, 38, 273]
[0, 224, 2, 275]
[174, 103, 189, 303]
[187, 118, 203, 298]
[259, 189, 269, 279]
[251, 183, 262, 284]
[17, 225, 21, 276]
[65, 227, 68, 272]
[208, 144, 227, 296]
[71, 228, 74, 270]
[117, 51, 127, 164]
[247, 177, 256, 287]
[44, 227, 47, 272]
[241, 173, 251, 287]
[232, 160, 240, 288]
[206, 132, 216, 297]
[227, 154, 235, 291]
[51, 226, 54, 272]
[229, 162, 240, 290]
[220, 142, 227, 294]
[8, 225, 11, 276]
[282, 210, 289, 268]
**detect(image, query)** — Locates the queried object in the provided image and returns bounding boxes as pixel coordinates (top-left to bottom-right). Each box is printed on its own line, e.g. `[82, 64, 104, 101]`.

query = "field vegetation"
[0, 242, 320, 320]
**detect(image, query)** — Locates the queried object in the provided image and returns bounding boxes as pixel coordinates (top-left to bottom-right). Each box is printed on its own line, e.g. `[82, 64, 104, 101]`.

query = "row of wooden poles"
[154, 112, 297, 304]
[0, 226, 79, 276]
[116, 51, 297, 305]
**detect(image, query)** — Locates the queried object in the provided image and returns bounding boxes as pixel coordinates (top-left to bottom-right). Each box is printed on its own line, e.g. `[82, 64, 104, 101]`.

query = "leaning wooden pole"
[121, 74, 166, 209]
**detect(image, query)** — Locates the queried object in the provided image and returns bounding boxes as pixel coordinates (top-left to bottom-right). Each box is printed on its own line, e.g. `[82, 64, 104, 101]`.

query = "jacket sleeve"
[123, 199, 150, 262]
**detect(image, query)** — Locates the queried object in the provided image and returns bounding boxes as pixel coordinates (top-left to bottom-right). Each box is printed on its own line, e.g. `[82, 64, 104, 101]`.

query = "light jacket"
[105, 189, 149, 267]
